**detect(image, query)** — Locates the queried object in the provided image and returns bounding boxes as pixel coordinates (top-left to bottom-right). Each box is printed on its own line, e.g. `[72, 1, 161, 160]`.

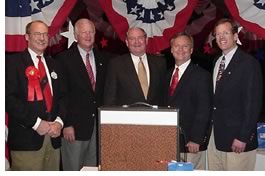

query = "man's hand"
[47, 121, 63, 138]
[231, 139, 246, 153]
[186, 141, 200, 153]
[63, 126, 75, 143]
[36, 120, 50, 135]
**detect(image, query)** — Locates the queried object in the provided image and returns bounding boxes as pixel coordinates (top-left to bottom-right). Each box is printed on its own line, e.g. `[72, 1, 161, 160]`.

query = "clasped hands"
[36, 120, 62, 138]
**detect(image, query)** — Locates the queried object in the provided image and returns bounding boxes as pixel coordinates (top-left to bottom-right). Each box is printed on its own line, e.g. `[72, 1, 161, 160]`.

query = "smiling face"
[74, 19, 96, 52]
[25, 21, 49, 55]
[125, 27, 148, 57]
[171, 35, 193, 66]
[215, 22, 238, 55]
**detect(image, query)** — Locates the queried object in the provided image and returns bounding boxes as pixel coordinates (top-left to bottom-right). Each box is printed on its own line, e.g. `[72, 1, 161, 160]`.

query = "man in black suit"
[6, 20, 66, 170]
[104, 27, 166, 106]
[56, 18, 107, 170]
[208, 18, 263, 170]
[164, 32, 212, 170]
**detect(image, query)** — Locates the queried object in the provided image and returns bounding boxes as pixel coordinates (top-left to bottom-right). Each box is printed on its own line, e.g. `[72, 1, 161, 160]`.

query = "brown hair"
[213, 18, 238, 36]
[25, 20, 48, 34]
[170, 32, 194, 48]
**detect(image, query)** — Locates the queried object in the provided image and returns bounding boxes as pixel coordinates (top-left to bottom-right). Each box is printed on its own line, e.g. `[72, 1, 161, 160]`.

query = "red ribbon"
[25, 66, 43, 101]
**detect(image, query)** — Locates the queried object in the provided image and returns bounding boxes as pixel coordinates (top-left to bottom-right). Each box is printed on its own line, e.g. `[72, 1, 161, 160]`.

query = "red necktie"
[37, 56, 53, 112]
[86, 53, 96, 91]
[169, 67, 179, 96]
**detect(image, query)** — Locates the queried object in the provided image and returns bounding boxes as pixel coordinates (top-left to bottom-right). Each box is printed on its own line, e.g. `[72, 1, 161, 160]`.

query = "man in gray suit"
[56, 18, 108, 170]
[104, 27, 166, 106]
[208, 18, 263, 170]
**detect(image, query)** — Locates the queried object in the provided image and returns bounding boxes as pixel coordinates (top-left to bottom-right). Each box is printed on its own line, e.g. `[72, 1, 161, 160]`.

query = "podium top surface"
[99, 106, 179, 126]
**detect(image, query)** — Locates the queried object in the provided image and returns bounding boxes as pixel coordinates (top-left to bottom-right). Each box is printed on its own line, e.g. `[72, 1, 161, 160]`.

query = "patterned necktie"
[216, 56, 226, 83]
[138, 57, 148, 99]
[86, 53, 96, 91]
[169, 67, 179, 96]
[37, 56, 53, 112]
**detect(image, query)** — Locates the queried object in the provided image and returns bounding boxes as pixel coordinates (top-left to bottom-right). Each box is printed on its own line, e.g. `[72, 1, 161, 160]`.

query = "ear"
[25, 34, 29, 41]
[125, 39, 129, 47]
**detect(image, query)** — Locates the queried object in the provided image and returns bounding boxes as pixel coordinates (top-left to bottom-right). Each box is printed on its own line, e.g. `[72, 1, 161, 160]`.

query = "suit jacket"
[6, 49, 66, 151]
[56, 43, 108, 140]
[103, 53, 166, 106]
[212, 47, 263, 152]
[164, 62, 212, 152]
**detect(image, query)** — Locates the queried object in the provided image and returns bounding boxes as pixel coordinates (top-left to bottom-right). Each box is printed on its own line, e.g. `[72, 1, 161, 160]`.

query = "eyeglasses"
[215, 31, 232, 38]
[30, 32, 49, 38]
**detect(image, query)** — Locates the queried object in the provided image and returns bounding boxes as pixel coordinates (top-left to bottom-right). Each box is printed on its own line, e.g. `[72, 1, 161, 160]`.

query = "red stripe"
[225, 0, 265, 39]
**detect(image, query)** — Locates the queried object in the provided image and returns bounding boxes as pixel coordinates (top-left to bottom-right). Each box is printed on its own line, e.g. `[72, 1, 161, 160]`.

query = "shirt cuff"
[55, 116, 64, 128]
[32, 117, 42, 130]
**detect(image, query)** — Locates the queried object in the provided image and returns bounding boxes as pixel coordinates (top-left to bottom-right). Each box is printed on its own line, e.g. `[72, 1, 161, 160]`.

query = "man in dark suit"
[6, 20, 66, 170]
[208, 18, 263, 170]
[104, 27, 166, 106]
[56, 18, 107, 170]
[164, 32, 212, 170]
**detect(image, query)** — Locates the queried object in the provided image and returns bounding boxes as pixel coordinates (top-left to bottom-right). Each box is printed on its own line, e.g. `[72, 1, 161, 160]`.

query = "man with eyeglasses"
[6, 20, 66, 170]
[207, 18, 263, 170]
[103, 27, 166, 106]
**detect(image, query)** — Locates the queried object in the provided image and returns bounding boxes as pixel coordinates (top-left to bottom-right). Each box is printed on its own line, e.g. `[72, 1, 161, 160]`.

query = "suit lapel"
[72, 46, 92, 90]
[94, 48, 104, 92]
[215, 49, 240, 94]
[169, 63, 194, 101]
[124, 55, 144, 97]
[147, 56, 156, 100]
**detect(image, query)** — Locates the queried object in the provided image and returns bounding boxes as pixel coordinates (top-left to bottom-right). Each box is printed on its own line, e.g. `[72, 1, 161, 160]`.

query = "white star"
[130, 6, 139, 14]
[150, 11, 154, 20]
[167, 5, 173, 11]
[60, 21, 76, 48]
[256, 0, 265, 6]
[157, 0, 165, 5]
[157, 12, 163, 19]
[207, 32, 215, 47]
[30, 0, 39, 11]
[237, 26, 243, 45]
[42, 0, 51, 5]
[139, 10, 145, 19]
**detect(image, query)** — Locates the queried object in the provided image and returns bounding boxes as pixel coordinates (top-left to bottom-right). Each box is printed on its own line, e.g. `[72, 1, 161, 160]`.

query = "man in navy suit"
[6, 20, 66, 170]
[56, 18, 108, 170]
[164, 32, 212, 170]
[207, 18, 263, 170]
[104, 27, 166, 106]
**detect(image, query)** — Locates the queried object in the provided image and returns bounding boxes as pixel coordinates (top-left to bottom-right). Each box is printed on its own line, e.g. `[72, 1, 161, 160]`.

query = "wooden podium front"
[99, 107, 179, 171]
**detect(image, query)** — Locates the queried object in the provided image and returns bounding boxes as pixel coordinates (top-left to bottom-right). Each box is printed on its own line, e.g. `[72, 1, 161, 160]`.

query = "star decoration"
[237, 26, 243, 45]
[60, 21, 76, 48]
[30, 0, 40, 11]
[130, 6, 139, 14]
[207, 32, 215, 47]
[256, 0, 265, 6]
[203, 43, 212, 54]
[42, 0, 51, 5]
[100, 37, 108, 48]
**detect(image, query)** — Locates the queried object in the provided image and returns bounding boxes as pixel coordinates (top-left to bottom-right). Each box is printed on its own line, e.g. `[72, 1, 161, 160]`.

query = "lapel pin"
[51, 71, 58, 79]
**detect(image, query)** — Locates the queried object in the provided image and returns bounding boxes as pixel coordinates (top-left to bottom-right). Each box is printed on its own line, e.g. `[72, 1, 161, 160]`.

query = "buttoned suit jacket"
[212, 47, 263, 152]
[6, 49, 66, 150]
[164, 62, 212, 152]
[56, 43, 107, 140]
[103, 53, 166, 106]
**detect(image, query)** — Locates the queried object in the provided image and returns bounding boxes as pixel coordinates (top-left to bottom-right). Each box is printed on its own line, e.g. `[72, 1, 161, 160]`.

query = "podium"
[98, 106, 179, 171]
